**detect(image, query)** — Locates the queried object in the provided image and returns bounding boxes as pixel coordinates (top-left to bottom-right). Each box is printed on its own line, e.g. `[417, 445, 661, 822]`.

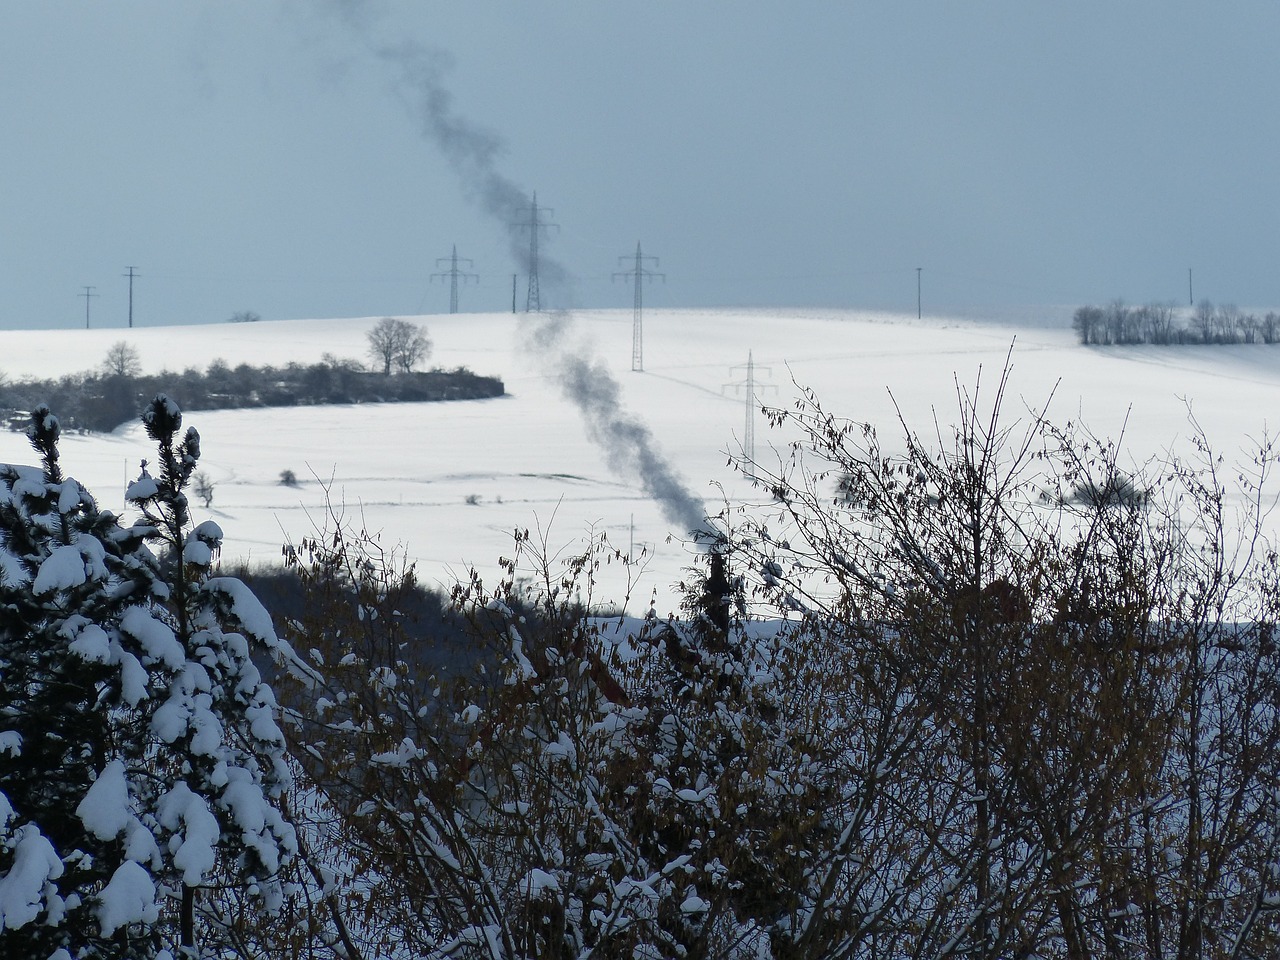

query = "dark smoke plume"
[526, 313, 710, 538]
[314, 5, 710, 537]
[378, 41, 568, 292]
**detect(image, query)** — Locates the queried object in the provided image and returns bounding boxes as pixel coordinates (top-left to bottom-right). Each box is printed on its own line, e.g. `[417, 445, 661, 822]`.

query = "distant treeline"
[0, 354, 505, 434]
[1073, 300, 1280, 345]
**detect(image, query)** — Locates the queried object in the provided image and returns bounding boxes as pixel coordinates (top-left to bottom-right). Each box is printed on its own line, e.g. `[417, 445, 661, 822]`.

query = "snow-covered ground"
[2, 307, 1277, 614]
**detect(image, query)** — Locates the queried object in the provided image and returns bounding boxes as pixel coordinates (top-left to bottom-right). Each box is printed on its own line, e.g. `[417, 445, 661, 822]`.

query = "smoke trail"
[376, 41, 569, 293]
[526, 313, 710, 538]
[312, 6, 710, 536]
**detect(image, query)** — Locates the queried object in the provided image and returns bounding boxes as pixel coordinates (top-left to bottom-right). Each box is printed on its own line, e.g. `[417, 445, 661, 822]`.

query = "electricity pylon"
[613, 242, 664, 372]
[723, 350, 775, 462]
[431, 245, 478, 314]
[511, 192, 558, 312]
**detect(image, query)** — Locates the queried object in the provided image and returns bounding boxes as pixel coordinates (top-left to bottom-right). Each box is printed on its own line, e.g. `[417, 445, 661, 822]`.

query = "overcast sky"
[3, 2, 1279, 330]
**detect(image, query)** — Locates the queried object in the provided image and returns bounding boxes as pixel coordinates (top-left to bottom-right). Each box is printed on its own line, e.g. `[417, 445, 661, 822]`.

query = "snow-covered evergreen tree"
[0, 398, 295, 959]
[124, 395, 296, 956]
[0, 405, 170, 958]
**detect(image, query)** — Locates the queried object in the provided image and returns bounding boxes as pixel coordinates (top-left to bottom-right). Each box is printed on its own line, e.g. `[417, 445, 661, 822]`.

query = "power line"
[613, 241, 664, 372]
[123, 266, 140, 327]
[79, 285, 98, 329]
[511, 192, 558, 312]
[431, 245, 478, 314]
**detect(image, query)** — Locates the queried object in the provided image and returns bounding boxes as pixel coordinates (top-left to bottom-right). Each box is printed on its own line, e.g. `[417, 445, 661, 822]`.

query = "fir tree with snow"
[125, 395, 296, 955]
[0, 405, 171, 958]
[0, 398, 295, 958]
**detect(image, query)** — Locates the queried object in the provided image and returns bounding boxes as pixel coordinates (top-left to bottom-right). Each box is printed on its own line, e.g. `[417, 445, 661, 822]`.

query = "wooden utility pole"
[123, 266, 139, 327]
[80, 286, 98, 329]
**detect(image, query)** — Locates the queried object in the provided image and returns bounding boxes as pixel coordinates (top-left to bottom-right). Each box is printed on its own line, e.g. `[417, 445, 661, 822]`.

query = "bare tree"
[101, 340, 141, 378]
[1144, 301, 1176, 344]
[366, 318, 400, 375]
[394, 324, 432, 373]
[1072, 305, 1104, 345]
[1216, 302, 1242, 343]
[1239, 311, 1261, 344]
[193, 471, 215, 508]
[366, 317, 432, 375]
[1264, 311, 1280, 344]
[727, 364, 1280, 958]
[1192, 299, 1216, 343]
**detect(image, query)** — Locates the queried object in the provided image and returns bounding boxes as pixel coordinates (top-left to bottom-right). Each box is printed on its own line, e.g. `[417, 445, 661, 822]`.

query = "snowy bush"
[268, 515, 821, 959]
[722, 367, 1280, 958]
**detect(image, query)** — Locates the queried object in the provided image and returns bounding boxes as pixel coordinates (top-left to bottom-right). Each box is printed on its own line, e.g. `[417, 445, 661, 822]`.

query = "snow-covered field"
[2, 306, 1278, 614]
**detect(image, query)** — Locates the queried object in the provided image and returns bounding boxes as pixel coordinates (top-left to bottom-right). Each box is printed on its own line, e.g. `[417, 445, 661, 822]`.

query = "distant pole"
[123, 266, 139, 327]
[80, 285, 98, 329]
[916, 267, 922, 319]
[724, 351, 776, 462]
[1189, 267, 1193, 306]
[512, 274, 517, 314]
[613, 242, 664, 372]
[431, 245, 477, 314]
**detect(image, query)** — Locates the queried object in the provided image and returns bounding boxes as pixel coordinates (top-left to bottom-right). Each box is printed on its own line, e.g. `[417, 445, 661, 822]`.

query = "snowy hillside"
[2, 306, 1277, 614]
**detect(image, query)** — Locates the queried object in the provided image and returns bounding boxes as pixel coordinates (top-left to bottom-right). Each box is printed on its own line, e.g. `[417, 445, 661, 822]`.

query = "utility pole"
[917, 267, 922, 319]
[512, 274, 517, 314]
[511, 192, 558, 312]
[431, 246, 477, 314]
[613, 242, 664, 372]
[123, 266, 139, 327]
[80, 286, 98, 329]
[1189, 267, 1194, 306]
[724, 350, 775, 462]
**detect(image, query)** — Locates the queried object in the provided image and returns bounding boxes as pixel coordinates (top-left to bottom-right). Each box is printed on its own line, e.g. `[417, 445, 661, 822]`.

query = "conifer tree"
[125, 395, 296, 956]
[0, 398, 295, 958]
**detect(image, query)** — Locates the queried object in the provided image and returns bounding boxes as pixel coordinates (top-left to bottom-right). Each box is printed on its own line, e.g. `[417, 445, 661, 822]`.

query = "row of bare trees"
[229, 365, 1280, 959]
[1073, 299, 1280, 345]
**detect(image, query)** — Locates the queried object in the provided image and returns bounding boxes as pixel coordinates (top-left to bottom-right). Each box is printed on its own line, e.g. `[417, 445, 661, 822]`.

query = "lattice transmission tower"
[723, 351, 775, 462]
[613, 242, 664, 372]
[431, 245, 478, 314]
[512, 192, 558, 312]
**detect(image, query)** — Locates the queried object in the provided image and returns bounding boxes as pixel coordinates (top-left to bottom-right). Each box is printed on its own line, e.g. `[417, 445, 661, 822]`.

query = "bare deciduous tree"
[366, 317, 432, 375]
[193, 470, 214, 508]
[101, 340, 141, 378]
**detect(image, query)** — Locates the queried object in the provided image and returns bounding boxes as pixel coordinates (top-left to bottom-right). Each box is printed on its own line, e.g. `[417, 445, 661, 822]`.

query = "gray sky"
[3, 1, 1279, 330]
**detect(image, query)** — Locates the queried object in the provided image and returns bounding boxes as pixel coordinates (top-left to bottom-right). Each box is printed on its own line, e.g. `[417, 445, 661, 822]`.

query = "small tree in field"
[366, 317, 431, 375]
[102, 341, 142, 378]
[395, 324, 431, 373]
[193, 470, 214, 508]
